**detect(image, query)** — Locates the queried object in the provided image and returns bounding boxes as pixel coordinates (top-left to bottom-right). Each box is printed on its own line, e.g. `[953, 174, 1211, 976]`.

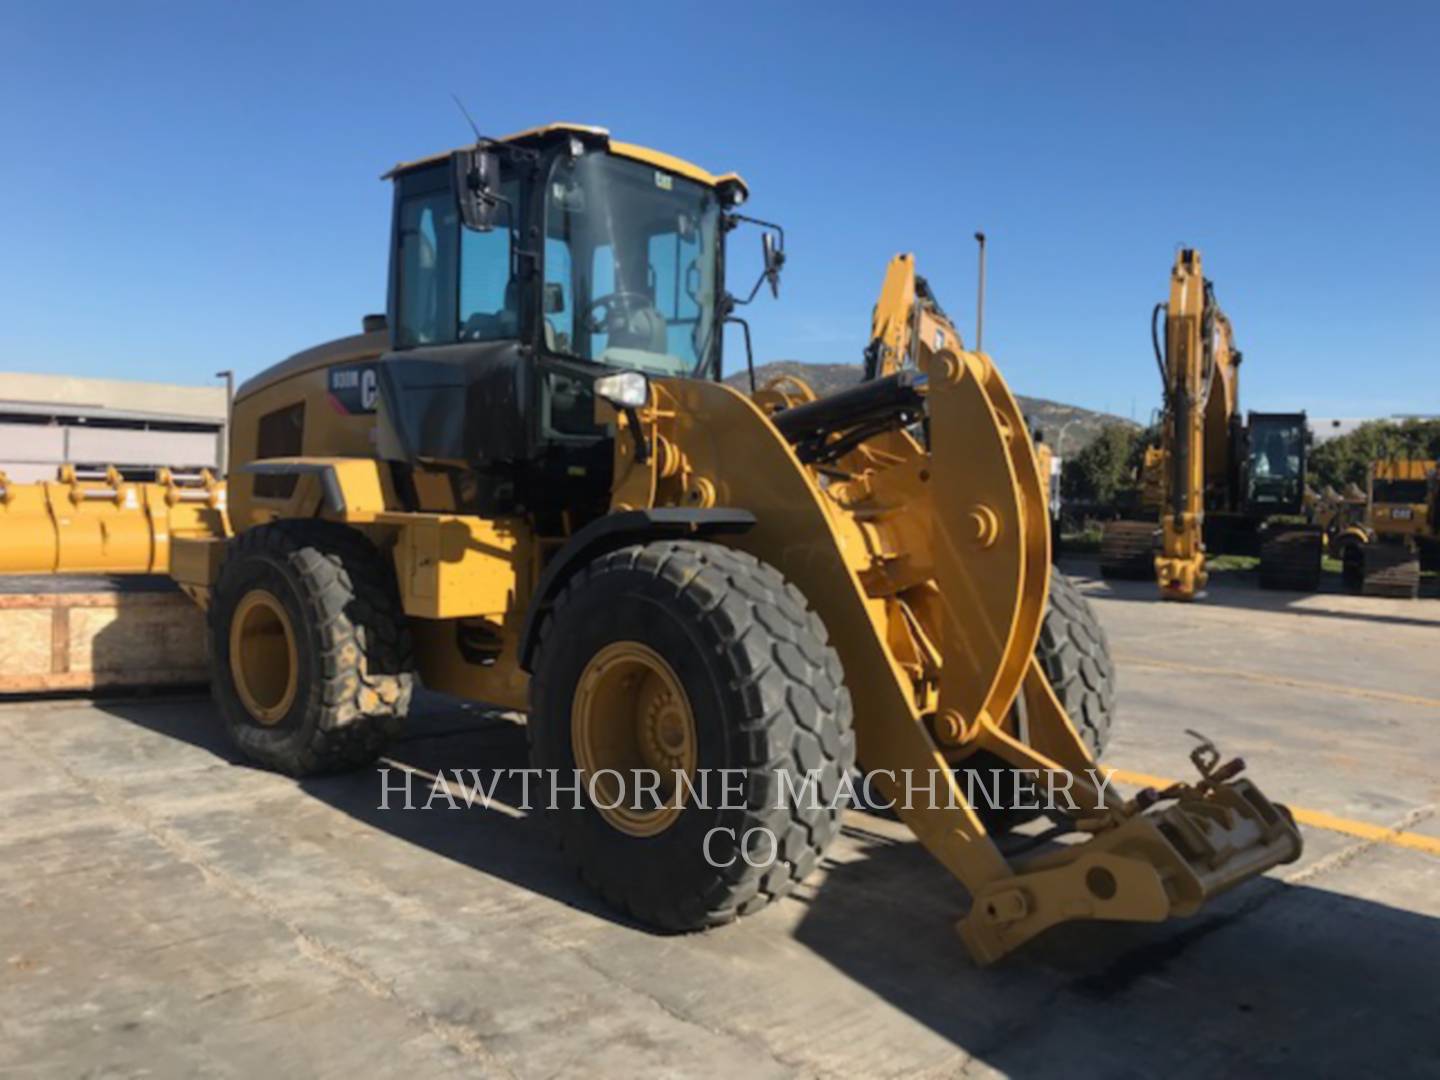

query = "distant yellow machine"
[0, 126, 1300, 964]
[1331, 458, 1437, 598]
[1100, 250, 1321, 599]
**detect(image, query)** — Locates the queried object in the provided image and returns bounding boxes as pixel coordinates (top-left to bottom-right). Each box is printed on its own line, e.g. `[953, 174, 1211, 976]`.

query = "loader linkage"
[708, 252, 1305, 964]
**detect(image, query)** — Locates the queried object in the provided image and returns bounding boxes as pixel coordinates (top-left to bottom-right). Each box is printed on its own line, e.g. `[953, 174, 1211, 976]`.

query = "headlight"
[595, 371, 649, 409]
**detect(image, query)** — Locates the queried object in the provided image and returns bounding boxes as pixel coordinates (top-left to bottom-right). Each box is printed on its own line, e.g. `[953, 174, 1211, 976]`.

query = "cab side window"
[396, 192, 457, 348]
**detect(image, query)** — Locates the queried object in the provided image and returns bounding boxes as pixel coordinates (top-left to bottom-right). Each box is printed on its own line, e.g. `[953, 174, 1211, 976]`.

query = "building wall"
[1309, 417, 1370, 444]
[0, 371, 226, 482]
[0, 372, 226, 421]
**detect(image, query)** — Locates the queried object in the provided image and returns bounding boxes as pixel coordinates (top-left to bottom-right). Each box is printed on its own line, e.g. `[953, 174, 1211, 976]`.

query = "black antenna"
[450, 93, 483, 142]
[974, 231, 987, 352]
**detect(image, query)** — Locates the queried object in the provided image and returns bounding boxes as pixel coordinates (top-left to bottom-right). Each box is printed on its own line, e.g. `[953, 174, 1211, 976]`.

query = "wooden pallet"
[0, 575, 207, 693]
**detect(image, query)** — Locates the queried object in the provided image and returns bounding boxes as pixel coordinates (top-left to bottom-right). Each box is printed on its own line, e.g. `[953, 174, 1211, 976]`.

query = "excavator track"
[1258, 525, 1322, 592]
[1345, 541, 1420, 599]
[1099, 519, 1157, 579]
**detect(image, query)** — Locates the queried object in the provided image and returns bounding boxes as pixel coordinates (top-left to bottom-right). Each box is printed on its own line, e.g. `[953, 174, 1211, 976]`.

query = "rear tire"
[528, 540, 854, 931]
[1099, 519, 1157, 580]
[209, 521, 413, 776]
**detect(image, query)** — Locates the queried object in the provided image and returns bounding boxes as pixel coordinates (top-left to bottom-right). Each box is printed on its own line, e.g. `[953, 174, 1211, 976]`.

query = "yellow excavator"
[0, 125, 1300, 964]
[1101, 249, 1321, 599]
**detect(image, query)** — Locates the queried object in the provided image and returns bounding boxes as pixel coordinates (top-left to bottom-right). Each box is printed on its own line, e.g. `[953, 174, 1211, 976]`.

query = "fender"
[517, 507, 756, 673]
[239, 457, 389, 520]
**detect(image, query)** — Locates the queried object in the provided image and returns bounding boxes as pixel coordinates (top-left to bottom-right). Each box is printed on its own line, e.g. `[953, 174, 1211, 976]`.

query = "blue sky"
[2, 1, 1435, 420]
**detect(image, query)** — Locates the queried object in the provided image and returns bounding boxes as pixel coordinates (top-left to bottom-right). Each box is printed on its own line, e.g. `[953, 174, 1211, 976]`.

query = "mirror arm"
[727, 213, 786, 246]
[734, 272, 768, 307]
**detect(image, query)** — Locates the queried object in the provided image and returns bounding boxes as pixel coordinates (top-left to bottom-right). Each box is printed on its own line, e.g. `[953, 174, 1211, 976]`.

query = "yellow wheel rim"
[229, 589, 299, 726]
[572, 641, 698, 837]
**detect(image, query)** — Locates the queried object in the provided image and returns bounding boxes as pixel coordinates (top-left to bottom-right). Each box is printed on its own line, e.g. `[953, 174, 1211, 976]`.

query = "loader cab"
[377, 125, 747, 520]
[1243, 411, 1308, 515]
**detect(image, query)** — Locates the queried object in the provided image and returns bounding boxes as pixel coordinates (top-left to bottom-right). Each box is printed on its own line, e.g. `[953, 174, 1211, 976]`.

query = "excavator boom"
[1153, 249, 1237, 599]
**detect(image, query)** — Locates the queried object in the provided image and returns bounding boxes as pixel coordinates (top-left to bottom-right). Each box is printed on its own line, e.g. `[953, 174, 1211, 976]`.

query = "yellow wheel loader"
[1332, 458, 1437, 598]
[1100, 250, 1322, 599]
[0, 125, 1300, 964]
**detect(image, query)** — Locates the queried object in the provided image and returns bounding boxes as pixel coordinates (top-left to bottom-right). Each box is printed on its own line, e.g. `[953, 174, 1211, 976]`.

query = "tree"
[1309, 419, 1440, 490]
[1061, 422, 1147, 505]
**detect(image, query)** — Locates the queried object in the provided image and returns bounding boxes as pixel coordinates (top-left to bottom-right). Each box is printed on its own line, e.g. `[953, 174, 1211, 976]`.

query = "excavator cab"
[1243, 411, 1308, 515]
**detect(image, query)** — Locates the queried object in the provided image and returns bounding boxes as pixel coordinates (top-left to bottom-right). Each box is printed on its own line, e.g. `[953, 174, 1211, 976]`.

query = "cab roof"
[384, 122, 748, 200]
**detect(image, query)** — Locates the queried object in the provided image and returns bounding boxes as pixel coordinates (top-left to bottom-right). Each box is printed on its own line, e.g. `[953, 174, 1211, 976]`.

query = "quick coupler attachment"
[957, 739, 1303, 965]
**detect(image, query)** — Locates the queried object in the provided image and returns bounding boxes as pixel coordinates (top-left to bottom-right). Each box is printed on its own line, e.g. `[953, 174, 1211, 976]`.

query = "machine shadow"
[1060, 556, 1440, 629]
[792, 819, 1440, 1076]
[91, 693, 1439, 1076]
[91, 690, 635, 928]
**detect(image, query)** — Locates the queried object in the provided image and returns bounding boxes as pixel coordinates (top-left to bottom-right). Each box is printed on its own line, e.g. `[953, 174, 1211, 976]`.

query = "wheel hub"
[572, 641, 697, 837]
[229, 589, 299, 726]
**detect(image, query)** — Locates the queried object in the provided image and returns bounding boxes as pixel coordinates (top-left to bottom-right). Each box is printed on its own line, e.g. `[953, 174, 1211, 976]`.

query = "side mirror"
[761, 230, 785, 298]
[454, 146, 502, 232]
[543, 282, 567, 314]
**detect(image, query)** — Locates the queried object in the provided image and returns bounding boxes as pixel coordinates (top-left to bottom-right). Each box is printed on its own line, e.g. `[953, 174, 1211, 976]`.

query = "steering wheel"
[583, 291, 653, 336]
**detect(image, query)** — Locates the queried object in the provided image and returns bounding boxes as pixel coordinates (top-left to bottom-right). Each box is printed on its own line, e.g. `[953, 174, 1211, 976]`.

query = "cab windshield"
[1247, 416, 1305, 507]
[542, 152, 721, 377]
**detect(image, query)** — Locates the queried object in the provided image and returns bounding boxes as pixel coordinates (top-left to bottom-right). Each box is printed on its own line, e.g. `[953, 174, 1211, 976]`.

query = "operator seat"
[608, 299, 668, 353]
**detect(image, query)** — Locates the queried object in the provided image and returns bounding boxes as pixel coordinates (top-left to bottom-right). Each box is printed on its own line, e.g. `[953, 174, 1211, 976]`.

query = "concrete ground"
[2, 559, 1438, 1078]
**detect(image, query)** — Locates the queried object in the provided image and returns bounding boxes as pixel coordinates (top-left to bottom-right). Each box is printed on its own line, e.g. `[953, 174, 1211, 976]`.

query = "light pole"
[215, 370, 234, 474]
[1055, 418, 1084, 458]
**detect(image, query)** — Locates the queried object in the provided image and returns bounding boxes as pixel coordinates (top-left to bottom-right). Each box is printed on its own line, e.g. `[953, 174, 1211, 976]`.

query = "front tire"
[967, 570, 1116, 835]
[1033, 570, 1115, 758]
[528, 540, 854, 931]
[209, 521, 413, 776]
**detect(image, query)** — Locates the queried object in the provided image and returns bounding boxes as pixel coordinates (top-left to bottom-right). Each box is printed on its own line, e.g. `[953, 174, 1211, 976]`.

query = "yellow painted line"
[1115, 654, 1440, 712]
[1107, 768, 1440, 857]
